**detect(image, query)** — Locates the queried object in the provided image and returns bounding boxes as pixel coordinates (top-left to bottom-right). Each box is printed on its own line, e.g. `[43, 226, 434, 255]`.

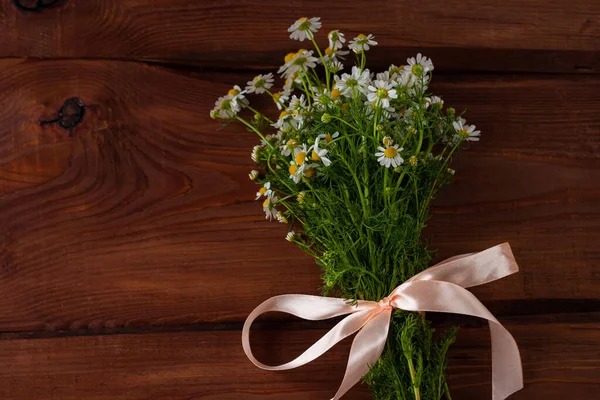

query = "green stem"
[444, 382, 452, 400]
[406, 354, 421, 400]
[308, 31, 330, 90]
[246, 105, 273, 124]
[331, 115, 360, 132]
[235, 116, 275, 150]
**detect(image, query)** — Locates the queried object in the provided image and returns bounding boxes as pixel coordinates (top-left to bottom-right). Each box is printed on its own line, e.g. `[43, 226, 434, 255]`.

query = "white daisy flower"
[276, 211, 288, 224]
[272, 110, 299, 130]
[334, 66, 371, 96]
[251, 145, 261, 162]
[288, 94, 308, 126]
[388, 64, 404, 80]
[263, 195, 278, 220]
[329, 60, 344, 74]
[288, 161, 303, 183]
[278, 51, 299, 76]
[404, 53, 434, 77]
[375, 71, 394, 84]
[294, 144, 309, 167]
[255, 182, 272, 200]
[245, 73, 274, 94]
[324, 46, 350, 63]
[273, 90, 291, 110]
[211, 95, 240, 119]
[282, 73, 299, 92]
[309, 137, 331, 166]
[280, 139, 298, 156]
[260, 134, 278, 147]
[328, 30, 346, 50]
[319, 131, 340, 144]
[288, 94, 307, 113]
[285, 231, 296, 242]
[348, 34, 377, 53]
[367, 80, 398, 109]
[396, 70, 415, 89]
[288, 17, 322, 41]
[453, 119, 481, 142]
[302, 163, 318, 178]
[424, 95, 444, 109]
[249, 170, 259, 180]
[227, 85, 249, 109]
[375, 145, 404, 168]
[278, 50, 319, 78]
[312, 87, 339, 108]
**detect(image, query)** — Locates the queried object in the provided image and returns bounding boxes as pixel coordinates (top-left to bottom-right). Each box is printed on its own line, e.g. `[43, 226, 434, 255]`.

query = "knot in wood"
[12, 0, 62, 12]
[40, 97, 86, 136]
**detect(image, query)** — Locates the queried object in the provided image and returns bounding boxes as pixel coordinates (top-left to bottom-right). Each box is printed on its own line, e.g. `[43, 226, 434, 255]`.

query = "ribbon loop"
[242, 243, 523, 400]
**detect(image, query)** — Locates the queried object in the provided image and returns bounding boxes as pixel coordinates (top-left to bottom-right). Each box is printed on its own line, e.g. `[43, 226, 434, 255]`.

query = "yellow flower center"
[325, 47, 333, 56]
[357, 34, 367, 40]
[295, 151, 306, 166]
[303, 166, 316, 178]
[330, 89, 341, 100]
[263, 198, 270, 208]
[298, 18, 310, 30]
[253, 75, 260, 81]
[297, 49, 308, 54]
[220, 99, 232, 110]
[289, 164, 298, 175]
[376, 87, 389, 98]
[311, 150, 321, 161]
[411, 64, 424, 76]
[259, 187, 268, 195]
[384, 147, 398, 158]
[284, 52, 296, 63]
[286, 139, 297, 149]
[383, 137, 393, 146]
[325, 134, 333, 143]
[227, 89, 240, 96]
[279, 111, 289, 120]
[458, 128, 469, 137]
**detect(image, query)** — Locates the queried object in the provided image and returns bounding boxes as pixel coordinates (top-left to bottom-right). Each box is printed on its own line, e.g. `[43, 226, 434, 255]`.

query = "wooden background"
[0, 1, 599, 398]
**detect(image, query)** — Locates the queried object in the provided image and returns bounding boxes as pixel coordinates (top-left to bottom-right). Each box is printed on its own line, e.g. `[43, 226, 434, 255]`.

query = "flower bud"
[321, 113, 332, 123]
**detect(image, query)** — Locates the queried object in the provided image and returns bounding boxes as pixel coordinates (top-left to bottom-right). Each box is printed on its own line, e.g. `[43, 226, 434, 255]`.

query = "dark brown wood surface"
[0, 0, 599, 73]
[1, 314, 599, 399]
[0, 1, 599, 399]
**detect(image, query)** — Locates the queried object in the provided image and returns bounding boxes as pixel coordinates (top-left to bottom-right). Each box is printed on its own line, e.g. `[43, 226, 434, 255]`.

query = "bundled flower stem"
[212, 17, 480, 400]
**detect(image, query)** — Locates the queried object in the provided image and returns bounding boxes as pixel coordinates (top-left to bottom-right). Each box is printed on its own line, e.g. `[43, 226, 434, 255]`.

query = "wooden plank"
[0, 1, 599, 73]
[1, 60, 600, 333]
[0, 313, 599, 399]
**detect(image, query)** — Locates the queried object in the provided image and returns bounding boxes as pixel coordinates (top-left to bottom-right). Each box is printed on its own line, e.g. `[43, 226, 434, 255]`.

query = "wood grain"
[1, 60, 600, 333]
[1, 313, 599, 399]
[0, 0, 599, 73]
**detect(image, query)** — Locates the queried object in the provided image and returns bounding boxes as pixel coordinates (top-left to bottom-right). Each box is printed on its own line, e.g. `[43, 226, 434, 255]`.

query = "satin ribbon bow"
[242, 243, 523, 400]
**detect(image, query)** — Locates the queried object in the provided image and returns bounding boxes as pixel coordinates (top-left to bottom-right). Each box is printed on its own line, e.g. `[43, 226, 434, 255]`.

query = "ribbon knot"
[242, 243, 524, 400]
[377, 296, 393, 310]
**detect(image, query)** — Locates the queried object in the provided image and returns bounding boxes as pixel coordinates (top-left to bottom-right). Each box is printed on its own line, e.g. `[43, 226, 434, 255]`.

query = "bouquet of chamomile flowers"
[212, 17, 481, 400]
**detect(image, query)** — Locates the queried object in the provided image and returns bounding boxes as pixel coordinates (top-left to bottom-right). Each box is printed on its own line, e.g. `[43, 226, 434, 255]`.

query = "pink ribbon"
[242, 243, 523, 400]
